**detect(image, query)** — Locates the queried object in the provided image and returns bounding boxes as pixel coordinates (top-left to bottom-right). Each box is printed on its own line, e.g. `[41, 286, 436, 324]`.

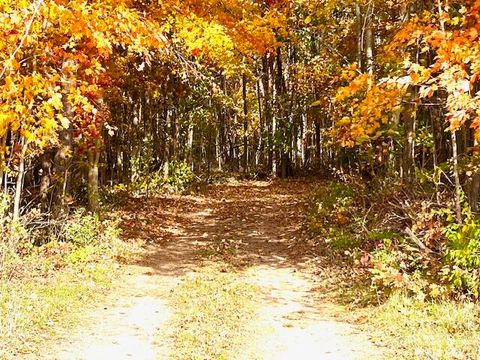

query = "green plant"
[327, 228, 360, 252]
[0, 193, 10, 227]
[369, 245, 405, 295]
[121, 160, 195, 196]
[442, 208, 480, 298]
[1, 207, 124, 357]
[64, 210, 99, 246]
[165, 161, 195, 193]
[308, 181, 356, 233]
[66, 245, 96, 264]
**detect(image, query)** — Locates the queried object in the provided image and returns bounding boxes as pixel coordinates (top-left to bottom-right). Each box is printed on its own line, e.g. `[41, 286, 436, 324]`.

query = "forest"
[1, 0, 480, 359]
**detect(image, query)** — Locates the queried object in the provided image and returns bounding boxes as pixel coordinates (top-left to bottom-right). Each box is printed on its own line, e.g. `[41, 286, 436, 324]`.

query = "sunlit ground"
[39, 180, 382, 359]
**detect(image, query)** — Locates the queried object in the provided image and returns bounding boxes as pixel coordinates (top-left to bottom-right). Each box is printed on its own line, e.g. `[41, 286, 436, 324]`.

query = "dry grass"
[0, 214, 134, 359]
[369, 293, 480, 360]
[168, 265, 258, 360]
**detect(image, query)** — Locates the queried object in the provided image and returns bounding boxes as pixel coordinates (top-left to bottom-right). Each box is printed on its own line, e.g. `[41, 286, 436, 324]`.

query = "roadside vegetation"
[0, 195, 132, 359]
[0, 156, 213, 358]
[307, 175, 480, 359]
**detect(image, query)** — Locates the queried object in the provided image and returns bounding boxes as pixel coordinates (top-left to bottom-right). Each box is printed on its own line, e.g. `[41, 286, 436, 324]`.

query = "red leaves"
[263, 0, 293, 8]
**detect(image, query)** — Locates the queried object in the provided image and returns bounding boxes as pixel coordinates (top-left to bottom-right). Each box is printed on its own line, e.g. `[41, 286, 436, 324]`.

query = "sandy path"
[33, 179, 383, 359]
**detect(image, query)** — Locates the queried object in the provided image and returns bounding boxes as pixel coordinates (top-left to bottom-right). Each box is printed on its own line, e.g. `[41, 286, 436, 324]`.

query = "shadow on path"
[122, 179, 317, 274]
[116, 178, 384, 359]
[43, 178, 383, 360]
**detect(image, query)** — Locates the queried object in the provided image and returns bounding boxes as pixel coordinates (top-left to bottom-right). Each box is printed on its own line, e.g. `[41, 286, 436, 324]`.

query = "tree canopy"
[2, 0, 480, 219]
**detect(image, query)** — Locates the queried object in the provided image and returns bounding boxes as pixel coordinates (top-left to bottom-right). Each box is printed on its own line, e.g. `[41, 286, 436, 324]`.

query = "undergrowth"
[307, 176, 480, 359]
[372, 294, 480, 359]
[105, 160, 196, 199]
[308, 177, 480, 300]
[0, 196, 131, 359]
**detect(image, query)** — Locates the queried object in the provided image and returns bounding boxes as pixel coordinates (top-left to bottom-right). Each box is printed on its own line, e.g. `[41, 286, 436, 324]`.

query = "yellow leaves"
[355, 135, 370, 145]
[450, 16, 461, 26]
[389, 2, 480, 135]
[4, 76, 13, 88]
[335, 87, 349, 102]
[0, 0, 172, 162]
[92, 31, 113, 56]
[0, 69, 69, 151]
[3, 75, 17, 96]
[21, 128, 35, 143]
[331, 70, 407, 149]
[419, 84, 438, 99]
[43, 117, 57, 132]
[84, 68, 94, 76]
[0, 111, 13, 136]
[173, 0, 286, 69]
[176, 13, 238, 70]
[14, 101, 25, 115]
[336, 117, 350, 126]
[408, 64, 431, 85]
[322, 2, 480, 154]
[48, 93, 63, 111]
[340, 64, 359, 81]
[57, 114, 70, 129]
[18, 0, 29, 8]
[388, 22, 422, 54]
[335, 73, 372, 102]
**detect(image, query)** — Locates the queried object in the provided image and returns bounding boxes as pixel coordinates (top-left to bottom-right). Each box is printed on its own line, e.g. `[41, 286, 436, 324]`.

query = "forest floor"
[25, 179, 385, 359]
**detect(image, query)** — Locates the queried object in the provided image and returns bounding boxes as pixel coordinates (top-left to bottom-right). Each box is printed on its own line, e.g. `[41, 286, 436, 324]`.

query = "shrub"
[165, 160, 195, 193]
[66, 245, 96, 264]
[327, 228, 360, 252]
[368, 238, 411, 296]
[117, 160, 195, 196]
[308, 178, 480, 300]
[0, 193, 9, 226]
[308, 181, 356, 233]
[64, 210, 99, 246]
[441, 208, 480, 299]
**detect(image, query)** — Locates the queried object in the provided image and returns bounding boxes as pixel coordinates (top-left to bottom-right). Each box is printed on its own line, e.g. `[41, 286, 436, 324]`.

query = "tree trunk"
[262, 55, 273, 172]
[365, 3, 374, 74]
[242, 73, 248, 173]
[256, 79, 263, 167]
[53, 66, 74, 217]
[0, 135, 6, 190]
[87, 149, 100, 213]
[402, 107, 416, 182]
[39, 151, 52, 210]
[13, 140, 27, 221]
[451, 130, 463, 223]
[52, 129, 73, 218]
[469, 171, 480, 212]
[275, 48, 287, 177]
[355, 3, 363, 71]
